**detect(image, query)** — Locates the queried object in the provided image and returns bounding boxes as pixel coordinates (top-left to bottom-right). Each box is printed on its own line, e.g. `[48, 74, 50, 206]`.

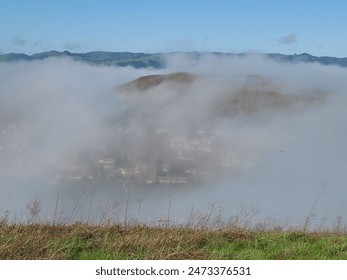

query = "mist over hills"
[1, 50, 347, 227]
[1, 50, 347, 68]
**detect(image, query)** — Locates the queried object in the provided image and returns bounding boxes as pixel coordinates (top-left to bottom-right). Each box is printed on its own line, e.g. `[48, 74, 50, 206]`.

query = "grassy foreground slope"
[1, 223, 347, 260]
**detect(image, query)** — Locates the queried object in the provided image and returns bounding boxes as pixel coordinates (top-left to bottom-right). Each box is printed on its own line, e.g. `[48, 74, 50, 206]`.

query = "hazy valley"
[0, 52, 346, 229]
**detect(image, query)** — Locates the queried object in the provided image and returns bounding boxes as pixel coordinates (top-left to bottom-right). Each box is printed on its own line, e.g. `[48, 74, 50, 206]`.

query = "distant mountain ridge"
[1, 50, 347, 69]
[0, 50, 165, 68]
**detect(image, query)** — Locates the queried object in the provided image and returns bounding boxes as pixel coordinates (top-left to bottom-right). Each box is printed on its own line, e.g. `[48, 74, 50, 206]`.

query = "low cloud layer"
[279, 33, 298, 45]
[12, 36, 29, 46]
[63, 41, 87, 52]
[0, 54, 346, 228]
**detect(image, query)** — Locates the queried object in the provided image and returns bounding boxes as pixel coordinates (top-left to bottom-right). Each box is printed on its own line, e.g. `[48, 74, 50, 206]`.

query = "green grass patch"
[1, 223, 347, 259]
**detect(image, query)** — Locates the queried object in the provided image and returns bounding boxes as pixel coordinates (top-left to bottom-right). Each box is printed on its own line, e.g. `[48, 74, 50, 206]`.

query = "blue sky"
[1, 0, 346, 56]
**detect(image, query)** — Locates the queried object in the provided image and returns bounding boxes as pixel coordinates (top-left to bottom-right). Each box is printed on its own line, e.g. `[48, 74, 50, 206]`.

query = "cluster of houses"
[1, 121, 239, 186]
[53, 132, 235, 186]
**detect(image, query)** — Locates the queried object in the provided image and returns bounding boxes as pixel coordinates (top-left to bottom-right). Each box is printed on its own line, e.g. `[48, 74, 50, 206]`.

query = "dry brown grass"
[0, 222, 254, 260]
[1, 219, 347, 260]
[118, 72, 196, 92]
